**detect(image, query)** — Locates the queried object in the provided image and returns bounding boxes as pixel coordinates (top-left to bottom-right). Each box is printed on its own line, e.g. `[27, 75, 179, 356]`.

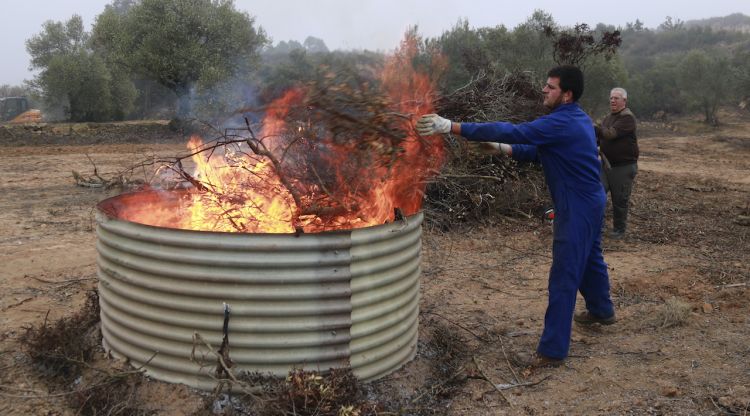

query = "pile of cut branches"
[20, 290, 101, 379]
[19, 290, 154, 415]
[190, 368, 380, 416]
[435, 70, 545, 124]
[423, 145, 548, 231]
[425, 71, 550, 230]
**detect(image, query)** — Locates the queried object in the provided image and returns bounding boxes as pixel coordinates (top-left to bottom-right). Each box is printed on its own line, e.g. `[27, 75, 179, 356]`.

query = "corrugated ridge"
[101, 309, 350, 363]
[99, 275, 351, 333]
[97, 216, 352, 250]
[98, 260, 352, 310]
[102, 325, 347, 382]
[98, 226, 352, 267]
[97, 241, 349, 284]
[349, 212, 422, 380]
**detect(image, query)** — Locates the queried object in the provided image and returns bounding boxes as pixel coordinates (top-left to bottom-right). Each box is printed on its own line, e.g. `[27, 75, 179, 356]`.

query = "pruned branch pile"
[436, 70, 545, 124]
[20, 290, 101, 380]
[19, 290, 154, 415]
[425, 71, 550, 230]
[250, 368, 380, 416]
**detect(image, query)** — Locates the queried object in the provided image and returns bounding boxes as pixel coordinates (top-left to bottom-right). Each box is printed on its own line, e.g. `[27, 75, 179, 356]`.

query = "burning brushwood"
[87, 38, 554, 234]
[111, 37, 446, 234]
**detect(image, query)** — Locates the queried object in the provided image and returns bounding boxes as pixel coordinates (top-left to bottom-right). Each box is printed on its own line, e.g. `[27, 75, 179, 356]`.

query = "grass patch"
[656, 297, 692, 328]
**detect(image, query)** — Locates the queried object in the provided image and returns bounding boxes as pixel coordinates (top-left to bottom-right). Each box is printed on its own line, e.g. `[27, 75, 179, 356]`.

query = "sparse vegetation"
[20, 290, 100, 380]
[18, 290, 154, 415]
[255, 369, 379, 416]
[656, 297, 692, 328]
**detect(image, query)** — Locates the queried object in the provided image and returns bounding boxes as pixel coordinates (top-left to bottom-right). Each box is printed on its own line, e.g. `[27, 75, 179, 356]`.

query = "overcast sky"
[2, 0, 749, 85]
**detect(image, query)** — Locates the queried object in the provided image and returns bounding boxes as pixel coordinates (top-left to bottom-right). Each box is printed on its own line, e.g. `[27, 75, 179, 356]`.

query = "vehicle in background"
[1, 97, 42, 123]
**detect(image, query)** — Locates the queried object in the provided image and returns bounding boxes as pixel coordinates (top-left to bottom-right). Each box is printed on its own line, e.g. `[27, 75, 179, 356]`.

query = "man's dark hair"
[547, 65, 584, 102]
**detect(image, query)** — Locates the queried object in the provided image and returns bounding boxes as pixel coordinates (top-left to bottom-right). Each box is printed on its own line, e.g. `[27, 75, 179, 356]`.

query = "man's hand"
[416, 114, 452, 136]
[478, 142, 512, 156]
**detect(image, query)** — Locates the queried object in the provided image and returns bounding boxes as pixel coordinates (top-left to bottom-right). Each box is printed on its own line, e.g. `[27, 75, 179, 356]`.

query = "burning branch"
[103, 34, 446, 234]
[304, 68, 408, 147]
[162, 67, 427, 231]
[241, 119, 304, 215]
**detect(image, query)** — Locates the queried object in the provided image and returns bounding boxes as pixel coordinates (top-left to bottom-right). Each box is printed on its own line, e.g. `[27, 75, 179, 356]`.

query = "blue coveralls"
[461, 103, 615, 359]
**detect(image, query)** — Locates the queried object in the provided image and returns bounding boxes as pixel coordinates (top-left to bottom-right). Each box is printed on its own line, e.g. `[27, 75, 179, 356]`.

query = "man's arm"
[450, 122, 461, 135]
[418, 114, 558, 147]
[597, 114, 636, 141]
[456, 116, 565, 147]
[478, 142, 539, 163]
[510, 144, 539, 163]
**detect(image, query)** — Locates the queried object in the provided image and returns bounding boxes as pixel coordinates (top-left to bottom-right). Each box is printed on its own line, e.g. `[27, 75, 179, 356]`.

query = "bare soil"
[0, 115, 748, 415]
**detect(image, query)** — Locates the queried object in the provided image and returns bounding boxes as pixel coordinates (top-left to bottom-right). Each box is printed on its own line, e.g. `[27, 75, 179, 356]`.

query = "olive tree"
[579, 55, 628, 117]
[26, 15, 136, 121]
[92, 0, 268, 118]
[679, 49, 734, 125]
[731, 50, 750, 110]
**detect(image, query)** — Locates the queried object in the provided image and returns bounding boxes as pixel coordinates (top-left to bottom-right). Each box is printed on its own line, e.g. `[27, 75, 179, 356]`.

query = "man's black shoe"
[574, 311, 616, 326]
[513, 352, 566, 368]
[608, 229, 625, 239]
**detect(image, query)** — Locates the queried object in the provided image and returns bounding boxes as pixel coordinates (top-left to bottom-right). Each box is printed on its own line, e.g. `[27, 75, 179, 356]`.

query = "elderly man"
[416, 65, 615, 368]
[595, 88, 638, 239]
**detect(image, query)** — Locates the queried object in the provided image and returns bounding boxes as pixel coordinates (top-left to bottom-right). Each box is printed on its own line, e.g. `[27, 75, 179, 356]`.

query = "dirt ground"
[0, 114, 748, 415]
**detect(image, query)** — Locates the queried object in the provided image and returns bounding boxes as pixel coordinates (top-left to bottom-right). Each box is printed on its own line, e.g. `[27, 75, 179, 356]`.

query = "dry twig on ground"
[72, 154, 144, 190]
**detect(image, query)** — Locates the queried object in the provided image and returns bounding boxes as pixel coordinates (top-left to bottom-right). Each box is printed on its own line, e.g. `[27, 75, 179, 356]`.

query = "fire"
[184, 136, 296, 233]
[366, 33, 447, 220]
[115, 34, 446, 233]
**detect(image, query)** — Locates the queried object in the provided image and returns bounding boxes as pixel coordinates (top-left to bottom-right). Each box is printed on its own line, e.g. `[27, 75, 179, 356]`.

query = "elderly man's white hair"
[610, 87, 628, 99]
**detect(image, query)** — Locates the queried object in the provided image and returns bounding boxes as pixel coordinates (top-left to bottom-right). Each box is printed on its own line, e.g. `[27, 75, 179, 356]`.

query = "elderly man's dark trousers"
[601, 163, 637, 232]
[537, 193, 614, 359]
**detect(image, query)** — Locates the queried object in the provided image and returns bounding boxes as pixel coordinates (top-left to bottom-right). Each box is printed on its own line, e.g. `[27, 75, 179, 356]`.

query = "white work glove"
[478, 142, 512, 156]
[416, 114, 452, 136]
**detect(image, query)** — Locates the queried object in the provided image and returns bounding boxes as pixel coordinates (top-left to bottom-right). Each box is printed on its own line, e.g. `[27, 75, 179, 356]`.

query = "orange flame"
[368, 33, 447, 219]
[117, 34, 446, 233]
[183, 136, 296, 233]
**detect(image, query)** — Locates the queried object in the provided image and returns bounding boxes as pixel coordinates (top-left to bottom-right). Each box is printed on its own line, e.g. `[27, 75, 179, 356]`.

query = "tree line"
[6, 0, 750, 124]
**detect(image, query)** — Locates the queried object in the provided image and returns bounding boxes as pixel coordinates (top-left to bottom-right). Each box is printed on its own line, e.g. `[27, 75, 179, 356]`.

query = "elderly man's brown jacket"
[596, 108, 638, 167]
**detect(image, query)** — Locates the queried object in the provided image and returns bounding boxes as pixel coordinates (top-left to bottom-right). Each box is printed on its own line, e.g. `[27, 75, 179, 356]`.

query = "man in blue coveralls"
[416, 65, 616, 367]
